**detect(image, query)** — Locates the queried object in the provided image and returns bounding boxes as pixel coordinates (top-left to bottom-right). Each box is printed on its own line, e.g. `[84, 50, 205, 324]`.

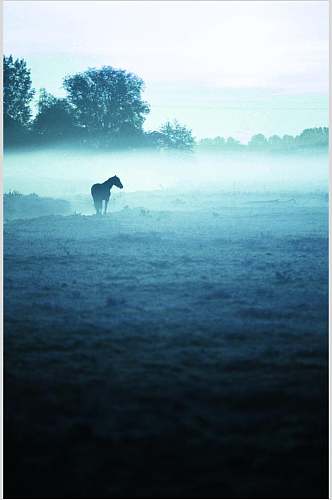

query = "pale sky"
[4, 1, 329, 140]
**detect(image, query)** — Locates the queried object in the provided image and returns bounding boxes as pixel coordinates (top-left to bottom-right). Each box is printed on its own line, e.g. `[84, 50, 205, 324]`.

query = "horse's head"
[111, 175, 123, 189]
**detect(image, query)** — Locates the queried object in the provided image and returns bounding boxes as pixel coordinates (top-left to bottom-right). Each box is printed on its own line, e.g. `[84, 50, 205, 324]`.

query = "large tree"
[3, 55, 35, 126]
[63, 66, 150, 138]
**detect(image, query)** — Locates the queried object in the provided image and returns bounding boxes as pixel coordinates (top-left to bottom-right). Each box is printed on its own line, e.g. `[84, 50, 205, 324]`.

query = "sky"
[4, 1, 329, 141]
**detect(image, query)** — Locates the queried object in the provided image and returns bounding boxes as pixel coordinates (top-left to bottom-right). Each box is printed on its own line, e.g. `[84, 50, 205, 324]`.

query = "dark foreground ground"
[4, 192, 328, 498]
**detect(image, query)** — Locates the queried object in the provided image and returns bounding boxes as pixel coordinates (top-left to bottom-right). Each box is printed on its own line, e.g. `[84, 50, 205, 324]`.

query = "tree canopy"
[63, 66, 150, 138]
[3, 55, 35, 126]
[296, 127, 328, 148]
[159, 120, 195, 150]
[33, 89, 77, 140]
[248, 133, 268, 149]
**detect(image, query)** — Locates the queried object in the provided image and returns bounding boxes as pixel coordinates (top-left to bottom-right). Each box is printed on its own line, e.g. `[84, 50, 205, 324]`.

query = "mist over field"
[4, 147, 328, 199]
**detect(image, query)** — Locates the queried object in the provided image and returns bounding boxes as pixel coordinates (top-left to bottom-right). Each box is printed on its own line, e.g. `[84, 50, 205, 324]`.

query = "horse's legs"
[104, 199, 109, 215]
[94, 198, 102, 215]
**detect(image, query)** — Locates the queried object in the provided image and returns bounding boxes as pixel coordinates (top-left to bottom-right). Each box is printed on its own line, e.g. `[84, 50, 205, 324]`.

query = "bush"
[4, 192, 71, 220]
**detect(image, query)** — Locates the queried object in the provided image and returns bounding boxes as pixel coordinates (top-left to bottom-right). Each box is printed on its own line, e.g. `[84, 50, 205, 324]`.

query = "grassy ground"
[4, 192, 328, 498]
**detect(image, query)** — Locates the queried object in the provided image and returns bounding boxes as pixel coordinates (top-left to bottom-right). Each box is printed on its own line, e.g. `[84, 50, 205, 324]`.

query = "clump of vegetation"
[4, 191, 71, 220]
[158, 120, 195, 151]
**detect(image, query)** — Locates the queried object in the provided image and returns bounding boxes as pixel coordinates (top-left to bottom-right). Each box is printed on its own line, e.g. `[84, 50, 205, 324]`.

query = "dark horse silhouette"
[91, 175, 123, 215]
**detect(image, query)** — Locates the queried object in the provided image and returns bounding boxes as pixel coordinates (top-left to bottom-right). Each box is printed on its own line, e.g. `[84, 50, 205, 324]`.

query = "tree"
[63, 66, 150, 139]
[3, 55, 35, 146]
[248, 133, 268, 149]
[268, 135, 283, 150]
[214, 136, 226, 147]
[295, 127, 328, 148]
[281, 134, 296, 150]
[33, 89, 77, 140]
[226, 137, 241, 149]
[159, 120, 195, 150]
[3, 55, 35, 126]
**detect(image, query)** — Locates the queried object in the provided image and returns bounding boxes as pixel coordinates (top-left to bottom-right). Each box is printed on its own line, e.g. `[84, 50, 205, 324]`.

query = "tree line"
[198, 128, 328, 152]
[3, 55, 329, 152]
[3, 55, 195, 150]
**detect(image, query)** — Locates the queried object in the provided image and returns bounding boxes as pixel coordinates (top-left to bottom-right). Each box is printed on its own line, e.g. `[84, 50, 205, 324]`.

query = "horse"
[91, 175, 123, 215]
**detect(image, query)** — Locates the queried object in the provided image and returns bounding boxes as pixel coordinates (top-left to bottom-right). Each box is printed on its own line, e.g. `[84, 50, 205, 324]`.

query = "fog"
[4, 147, 328, 202]
[5, 145, 328, 498]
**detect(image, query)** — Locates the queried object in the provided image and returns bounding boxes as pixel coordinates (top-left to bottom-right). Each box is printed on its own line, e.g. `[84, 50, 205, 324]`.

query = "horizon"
[4, 0, 329, 141]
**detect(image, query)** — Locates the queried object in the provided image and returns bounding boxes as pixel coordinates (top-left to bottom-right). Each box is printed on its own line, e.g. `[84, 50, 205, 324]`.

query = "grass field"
[4, 190, 328, 498]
